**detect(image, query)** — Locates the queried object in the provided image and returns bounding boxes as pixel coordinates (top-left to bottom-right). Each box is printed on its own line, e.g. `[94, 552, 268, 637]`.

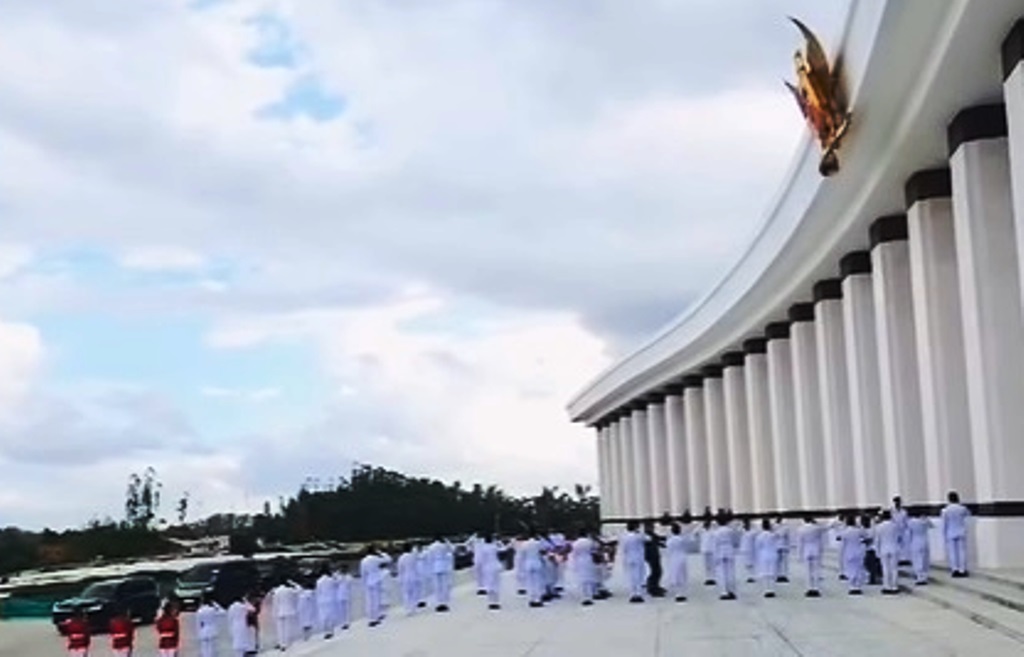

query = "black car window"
[124, 579, 155, 595]
[81, 582, 117, 599]
[181, 564, 218, 583]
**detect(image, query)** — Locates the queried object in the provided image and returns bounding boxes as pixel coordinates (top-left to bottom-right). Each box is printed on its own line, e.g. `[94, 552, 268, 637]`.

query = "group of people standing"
[621, 491, 973, 603]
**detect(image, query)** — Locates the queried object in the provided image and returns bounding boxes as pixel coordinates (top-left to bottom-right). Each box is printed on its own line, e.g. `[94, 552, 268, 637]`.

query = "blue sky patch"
[257, 75, 345, 123]
[246, 13, 305, 69]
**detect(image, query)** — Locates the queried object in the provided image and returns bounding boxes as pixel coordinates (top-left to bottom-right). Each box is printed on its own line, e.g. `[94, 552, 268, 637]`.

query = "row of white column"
[594, 76, 1024, 566]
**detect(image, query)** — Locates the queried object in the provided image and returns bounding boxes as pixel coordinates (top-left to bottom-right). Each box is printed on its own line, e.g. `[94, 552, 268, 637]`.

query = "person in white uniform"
[907, 510, 934, 585]
[195, 594, 225, 657]
[270, 581, 298, 650]
[333, 565, 353, 631]
[569, 529, 598, 606]
[360, 547, 386, 626]
[665, 522, 691, 603]
[427, 536, 455, 612]
[478, 533, 506, 610]
[512, 534, 528, 595]
[713, 514, 740, 600]
[397, 543, 420, 615]
[774, 516, 792, 583]
[874, 510, 902, 594]
[314, 568, 336, 638]
[227, 594, 256, 657]
[837, 515, 868, 595]
[698, 518, 717, 586]
[619, 520, 647, 603]
[890, 496, 911, 564]
[469, 534, 486, 595]
[298, 581, 316, 641]
[755, 519, 778, 598]
[797, 516, 827, 597]
[941, 491, 971, 578]
[519, 530, 546, 607]
[739, 518, 757, 583]
[415, 542, 432, 608]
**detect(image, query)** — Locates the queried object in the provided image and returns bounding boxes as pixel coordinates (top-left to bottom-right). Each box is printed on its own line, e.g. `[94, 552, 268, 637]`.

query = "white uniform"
[470, 536, 486, 592]
[227, 600, 256, 657]
[739, 529, 757, 582]
[665, 531, 690, 599]
[797, 523, 827, 593]
[315, 573, 336, 634]
[774, 522, 792, 580]
[550, 533, 568, 589]
[907, 517, 934, 584]
[837, 526, 867, 591]
[360, 554, 385, 624]
[713, 524, 740, 597]
[619, 530, 647, 599]
[333, 573, 353, 629]
[298, 587, 315, 638]
[513, 539, 528, 593]
[570, 537, 597, 603]
[428, 540, 455, 608]
[397, 550, 420, 614]
[891, 506, 910, 562]
[754, 530, 778, 595]
[941, 502, 971, 574]
[416, 549, 432, 605]
[195, 602, 224, 657]
[520, 538, 545, 604]
[479, 541, 505, 606]
[698, 525, 717, 584]
[271, 583, 298, 649]
[874, 519, 901, 592]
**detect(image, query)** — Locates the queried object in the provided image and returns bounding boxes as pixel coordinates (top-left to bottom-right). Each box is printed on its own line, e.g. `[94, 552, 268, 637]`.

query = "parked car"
[52, 577, 160, 633]
[173, 560, 261, 611]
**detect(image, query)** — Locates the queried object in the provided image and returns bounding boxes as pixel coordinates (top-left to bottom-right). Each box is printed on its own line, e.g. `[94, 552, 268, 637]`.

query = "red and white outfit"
[64, 617, 91, 657]
[156, 613, 181, 657]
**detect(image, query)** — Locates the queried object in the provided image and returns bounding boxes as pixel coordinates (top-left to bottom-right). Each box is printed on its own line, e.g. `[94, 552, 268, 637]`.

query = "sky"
[0, 0, 846, 530]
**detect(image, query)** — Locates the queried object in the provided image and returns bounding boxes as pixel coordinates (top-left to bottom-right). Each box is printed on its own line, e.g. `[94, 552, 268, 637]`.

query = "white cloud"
[201, 385, 281, 401]
[0, 244, 34, 280]
[118, 246, 206, 272]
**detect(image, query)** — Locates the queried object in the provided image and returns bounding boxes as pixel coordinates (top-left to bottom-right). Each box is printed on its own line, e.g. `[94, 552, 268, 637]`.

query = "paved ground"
[4, 565, 1023, 656]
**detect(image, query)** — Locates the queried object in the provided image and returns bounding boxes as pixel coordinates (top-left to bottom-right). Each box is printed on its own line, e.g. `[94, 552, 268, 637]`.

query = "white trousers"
[880, 551, 899, 591]
[946, 536, 968, 573]
[199, 638, 216, 657]
[804, 555, 822, 591]
[716, 556, 736, 595]
[485, 568, 502, 605]
[777, 549, 790, 578]
[473, 562, 485, 590]
[434, 572, 452, 605]
[400, 580, 418, 613]
[843, 553, 865, 590]
[626, 561, 645, 598]
[911, 546, 930, 583]
[335, 599, 350, 628]
[159, 650, 178, 657]
[667, 556, 688, 596]
[526, 568, 545, 604]
[365, 584, 382, 622]
[275, 615, 295, 648]
[317, 601, 334, 633]
[702, 552, 715, 581]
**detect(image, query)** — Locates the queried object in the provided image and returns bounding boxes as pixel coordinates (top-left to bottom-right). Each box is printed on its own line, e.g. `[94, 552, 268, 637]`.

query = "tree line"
[0, 464, 598, 576]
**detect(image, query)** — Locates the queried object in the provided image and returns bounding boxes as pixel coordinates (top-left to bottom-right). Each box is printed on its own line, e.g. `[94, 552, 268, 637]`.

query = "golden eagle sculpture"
[785, 17, 851, 176]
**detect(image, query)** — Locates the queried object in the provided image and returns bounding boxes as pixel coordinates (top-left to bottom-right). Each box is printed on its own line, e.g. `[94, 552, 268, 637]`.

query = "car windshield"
[180, 564, 217, 583]
[80, 582, 117, 599]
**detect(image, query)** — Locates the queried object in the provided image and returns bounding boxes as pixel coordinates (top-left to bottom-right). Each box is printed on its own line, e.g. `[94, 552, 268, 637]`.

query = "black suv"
[174, 560, 261, 610]
[52, 577, 160, 633]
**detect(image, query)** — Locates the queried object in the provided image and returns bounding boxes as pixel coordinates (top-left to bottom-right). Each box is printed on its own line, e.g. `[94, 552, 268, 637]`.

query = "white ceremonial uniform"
[798, 523, 827, 593]
[196, 601, 224, 657]
[428, 540, 455, 608]
[513, 539, 528, 593]
[298, 587, 315, 639]
[838, 526, 868, 591]
[416, 549, 432, 605]
[875, 519, 901, 592]
[665, 531, 690, 599]
[333, 573, 352, 629]
[520, 538, 545, 604]
[479, 541, 505, 606]
[774, 522, 792, 580]
[907, 517, 934, 584]
[550, 533, 568, 589]
[891, 506, 910, 562]
[360, 554, 385, 624]
[699, 526, 717, 583]
[570, 536, 597, 603]
[397, 550, 419, 614]
[315, 573, 336, 635]
[619, 530, 647, 599]
[941, 502, 971, 574]
[739, 529, 757, 582]
[227, 600, 255, 657]
[470, 536, 486, 592]
[271, 583, 298, 649]
[713, 524, 740, 597]
[754, 530, 778, 595]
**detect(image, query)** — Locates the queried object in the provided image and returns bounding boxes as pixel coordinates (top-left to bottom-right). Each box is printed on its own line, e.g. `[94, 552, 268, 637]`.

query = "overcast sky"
[0, 0, 846, 529]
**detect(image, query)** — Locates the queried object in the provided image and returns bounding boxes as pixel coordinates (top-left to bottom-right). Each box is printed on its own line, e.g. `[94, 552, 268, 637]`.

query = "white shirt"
[838, 526, 867, 558]
[520, 538, 544, 571]
[227, 600, 255, 652]
[333, 573, 352, 602]
[315, 574, 335, 605]
[297, 588, 315, 626]
[798, 523, 827, 559]
[739, 529, 756, 556]
[570, 537, 595, 576]
[754, 530, 778, 562]
[397, 551, 418, 584]
[907, 517, 933, 549]
[478, 541, 503, 574]
[774, 524, 792, 550]
[713, 525, 739, 560]
[698, 526, 716, 554]
[360, 554, 384, 587]
[619, 530, 646, 566]
[874, 519, 901, 556]
[941, 503, 971, 540]
[665, 533, 688, 563]
[428, 541, 454, 574]
[272, 584, 297, 618]
[195, 602, 223, 641]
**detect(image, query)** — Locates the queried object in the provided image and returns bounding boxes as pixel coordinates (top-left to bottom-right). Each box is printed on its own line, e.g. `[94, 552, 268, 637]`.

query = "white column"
[618, 415, 637, 518]
[841, 253, 889, 507]
[814, 280, 855, 509]
[905, 169, 975, 500]
[1004, 32, 1024, 313]
[744, 339, 776, 512]
[871, 215, 928, 503]
[605, 421, 621, 518]
[723, 355, 752, 512]
[631, 407, 652, 518]
[790, 304, 826, 508]
[683, 380, 709, 514]
[766, 323, 800, 510]
[664, 391, 689, 515]
[646, 399, 670, 517]
[596, 426, 609, 519]
[703, 369, 729, 510]
[949, 104, 1024, 567]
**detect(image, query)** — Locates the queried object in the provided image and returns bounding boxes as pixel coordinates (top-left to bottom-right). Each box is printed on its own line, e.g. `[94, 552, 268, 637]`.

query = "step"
[899, 577, 1024, 645]
[903, 568, 1024, 615]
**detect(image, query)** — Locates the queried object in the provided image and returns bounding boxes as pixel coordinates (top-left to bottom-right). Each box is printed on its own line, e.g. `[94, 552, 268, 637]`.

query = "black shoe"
[417, 601, 427, 608]
[746, 578, 756, 584]
[528, 601, 543, 608]
[488, 604, 500, 610]
[899, 560, 912, 567]
[629, 595, 644, 603]
[436, 605, 449, 612]
[778, 576, 790, 583]
[368, 621, 379, 628]
[581, 600, 593, 606]
[764, 592, 775, 599]
[704, 579, 716, 586]
[848, 589, 862, 596]
[839, 574, 848, 581]
[804, 590, 819, 598]
[477, 589, 487, 596]
[517, 589, 527, 595]
[723, 592, 737, 601]
[674, 596, 687, 603]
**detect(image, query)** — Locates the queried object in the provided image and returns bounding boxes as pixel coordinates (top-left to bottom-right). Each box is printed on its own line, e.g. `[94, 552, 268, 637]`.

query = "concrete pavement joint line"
[905, 584, 1024, 645]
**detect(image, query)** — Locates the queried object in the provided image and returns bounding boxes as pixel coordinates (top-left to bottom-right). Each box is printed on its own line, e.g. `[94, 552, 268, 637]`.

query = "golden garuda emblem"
[785, 18, 851, 177]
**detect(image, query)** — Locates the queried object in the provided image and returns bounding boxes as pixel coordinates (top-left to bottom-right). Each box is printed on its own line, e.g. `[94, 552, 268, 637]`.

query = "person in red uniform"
[63, 608, 91, 657]
[155, 600, 182, 657]
[109, 607, 135, 657]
